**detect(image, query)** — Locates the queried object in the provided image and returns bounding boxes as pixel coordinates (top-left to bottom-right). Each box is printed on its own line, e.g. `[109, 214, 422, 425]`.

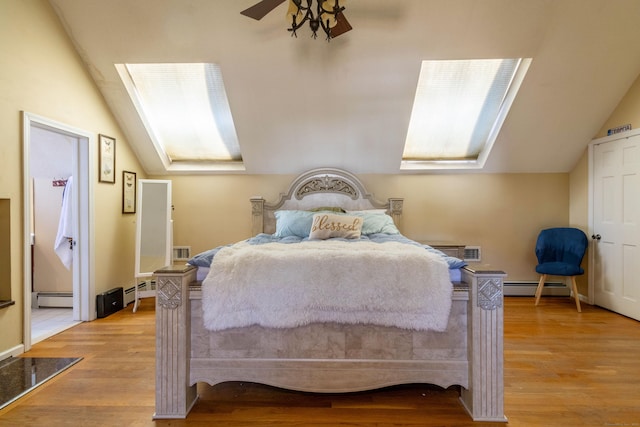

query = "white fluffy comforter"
[202, 240, 453, 332]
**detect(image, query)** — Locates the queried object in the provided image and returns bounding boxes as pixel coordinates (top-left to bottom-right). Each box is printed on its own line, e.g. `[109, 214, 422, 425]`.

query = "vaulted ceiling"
[49, 0, 640, 175]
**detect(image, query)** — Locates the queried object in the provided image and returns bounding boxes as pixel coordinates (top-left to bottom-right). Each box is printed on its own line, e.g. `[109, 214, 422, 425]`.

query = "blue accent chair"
[534, 227, 588, 312]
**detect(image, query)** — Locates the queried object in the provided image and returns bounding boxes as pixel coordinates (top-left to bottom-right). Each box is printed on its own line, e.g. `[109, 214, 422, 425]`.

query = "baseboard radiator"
[504, 280, 570, 297]
[35, 292, 73, 308]
[123, 281, 156, 306]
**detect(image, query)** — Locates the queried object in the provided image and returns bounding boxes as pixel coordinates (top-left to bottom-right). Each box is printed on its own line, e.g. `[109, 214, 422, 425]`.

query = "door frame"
[22, 112, 95, 352]
[588, 128, 640, 307]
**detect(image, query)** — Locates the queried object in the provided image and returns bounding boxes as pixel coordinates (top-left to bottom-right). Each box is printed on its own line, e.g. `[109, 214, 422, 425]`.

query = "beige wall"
[595, 73, 640, 139]
[170, 173, 569, 282]
[569, 151, 589, 294]
[0, 0, 144, 355]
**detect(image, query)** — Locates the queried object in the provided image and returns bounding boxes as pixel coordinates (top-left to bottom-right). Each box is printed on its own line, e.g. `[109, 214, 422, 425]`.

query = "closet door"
[592, 133, 640, 320]
[134, 179, 172, 311]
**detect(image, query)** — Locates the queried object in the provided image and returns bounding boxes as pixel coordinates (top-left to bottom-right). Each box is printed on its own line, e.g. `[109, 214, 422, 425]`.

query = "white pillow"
[309, 213, 362, 240]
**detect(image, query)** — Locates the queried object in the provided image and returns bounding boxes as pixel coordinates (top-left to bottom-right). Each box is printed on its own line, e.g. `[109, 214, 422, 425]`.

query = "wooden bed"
[153, 168, 507, 422]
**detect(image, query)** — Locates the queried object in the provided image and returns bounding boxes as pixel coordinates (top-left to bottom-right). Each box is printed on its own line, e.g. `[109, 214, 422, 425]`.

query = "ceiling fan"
[241, 0, 352, 40]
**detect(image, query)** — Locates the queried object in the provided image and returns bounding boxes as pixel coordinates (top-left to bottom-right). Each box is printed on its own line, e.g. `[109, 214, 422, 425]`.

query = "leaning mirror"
[134, 179, 172, 311]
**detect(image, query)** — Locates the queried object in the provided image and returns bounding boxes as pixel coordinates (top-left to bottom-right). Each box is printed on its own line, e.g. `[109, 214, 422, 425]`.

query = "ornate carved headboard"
[250, 168, 404, 235]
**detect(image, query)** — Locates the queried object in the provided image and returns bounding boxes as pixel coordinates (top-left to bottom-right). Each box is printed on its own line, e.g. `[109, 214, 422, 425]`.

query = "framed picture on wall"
[98, 134, 116, 183]
[122, 170, 136, 214]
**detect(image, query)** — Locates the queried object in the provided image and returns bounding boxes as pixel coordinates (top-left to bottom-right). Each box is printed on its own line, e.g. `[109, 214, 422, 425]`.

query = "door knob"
[591, 234, 601, 240]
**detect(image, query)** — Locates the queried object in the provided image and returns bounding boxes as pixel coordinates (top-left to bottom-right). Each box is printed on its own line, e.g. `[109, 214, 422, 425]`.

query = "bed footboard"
[153, 264, 506, 422]
[153, 264, 198, 419]
[460, 266, 508, 422]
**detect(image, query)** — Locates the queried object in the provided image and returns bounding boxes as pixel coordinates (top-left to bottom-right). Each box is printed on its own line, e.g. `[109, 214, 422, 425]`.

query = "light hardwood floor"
[1, 297, 639, 427]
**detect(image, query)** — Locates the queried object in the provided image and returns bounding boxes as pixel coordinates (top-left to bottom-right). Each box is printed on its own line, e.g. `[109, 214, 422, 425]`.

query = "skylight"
[116, 63, 242, 171]
[401, 58, 531, 170]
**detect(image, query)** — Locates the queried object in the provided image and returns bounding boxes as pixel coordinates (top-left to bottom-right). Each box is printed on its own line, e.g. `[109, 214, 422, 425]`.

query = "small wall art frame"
[98, 134, 116, 183]
[122, 170, 136, 214]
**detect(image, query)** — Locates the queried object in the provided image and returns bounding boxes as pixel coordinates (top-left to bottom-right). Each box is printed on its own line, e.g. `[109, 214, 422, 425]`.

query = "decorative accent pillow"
[309, 213, 362, 240]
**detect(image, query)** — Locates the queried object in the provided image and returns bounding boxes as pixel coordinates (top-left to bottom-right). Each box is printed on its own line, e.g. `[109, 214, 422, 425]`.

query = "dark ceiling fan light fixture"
[329, 9, 352, 37]
[241, 0, 350, 41]
[240, 0, 286, 20]
[287, 0, 346, 40]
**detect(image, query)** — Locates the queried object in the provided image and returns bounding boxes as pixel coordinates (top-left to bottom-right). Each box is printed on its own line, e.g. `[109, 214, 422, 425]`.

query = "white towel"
[54, 176, 73, 270]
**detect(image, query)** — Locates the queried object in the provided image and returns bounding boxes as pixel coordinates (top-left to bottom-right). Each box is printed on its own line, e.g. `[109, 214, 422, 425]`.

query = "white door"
[591, 132, 640, 320]
[23, 112, 95, 351]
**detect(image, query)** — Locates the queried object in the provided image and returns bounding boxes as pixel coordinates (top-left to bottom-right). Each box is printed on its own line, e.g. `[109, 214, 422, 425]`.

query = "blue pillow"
[273, 210, 315, 238]
[349, 212, 400, 235]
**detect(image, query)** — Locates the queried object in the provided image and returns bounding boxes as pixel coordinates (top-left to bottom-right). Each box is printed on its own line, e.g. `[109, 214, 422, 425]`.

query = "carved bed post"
[154, 264, 198, 419]
[250, 197, 265, 236]
[388, 198, 404, 232]
[460, 267, 508, 422]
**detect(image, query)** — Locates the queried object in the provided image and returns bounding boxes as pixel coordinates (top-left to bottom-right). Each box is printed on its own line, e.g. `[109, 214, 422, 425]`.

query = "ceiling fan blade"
[330, 12, 352, 38]
[241, 0, 287, 20]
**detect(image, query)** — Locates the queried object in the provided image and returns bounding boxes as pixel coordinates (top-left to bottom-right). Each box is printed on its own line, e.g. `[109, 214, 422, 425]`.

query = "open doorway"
[22, 112, 95, 351]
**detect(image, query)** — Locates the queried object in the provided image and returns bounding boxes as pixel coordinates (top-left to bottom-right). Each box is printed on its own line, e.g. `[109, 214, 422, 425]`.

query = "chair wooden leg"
[534, 274, 546, 306]
[570, 276, 582, 312]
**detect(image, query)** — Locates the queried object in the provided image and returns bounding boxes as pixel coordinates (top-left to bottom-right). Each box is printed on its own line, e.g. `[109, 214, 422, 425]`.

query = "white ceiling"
[49, 0, 640, 175]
